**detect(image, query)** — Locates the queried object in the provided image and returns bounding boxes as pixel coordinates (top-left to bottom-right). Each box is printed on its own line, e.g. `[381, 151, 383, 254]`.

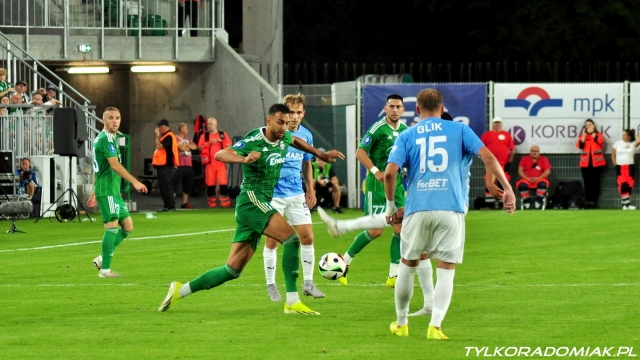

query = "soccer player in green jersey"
[318, 95, 427, 287]
[159, 103, 344, 315]
[87, 107, 148, 278]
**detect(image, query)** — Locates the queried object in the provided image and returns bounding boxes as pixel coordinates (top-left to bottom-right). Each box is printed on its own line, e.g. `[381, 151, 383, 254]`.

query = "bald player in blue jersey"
[262, 93, 326, 301]
[385, 88, 515, 340]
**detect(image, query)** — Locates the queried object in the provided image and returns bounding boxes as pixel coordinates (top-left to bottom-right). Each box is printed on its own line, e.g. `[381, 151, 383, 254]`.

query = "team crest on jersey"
[234, 141, 245, 149]
[108, 144, 116, 153]
[280, 141, 285, 149]
[362, 135, 372, 145]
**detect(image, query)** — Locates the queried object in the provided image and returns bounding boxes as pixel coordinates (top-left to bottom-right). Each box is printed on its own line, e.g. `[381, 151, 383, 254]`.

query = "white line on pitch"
[1, 283, 638, 288]
[0, 228, 237, 253]
[0, 222, 328, 254]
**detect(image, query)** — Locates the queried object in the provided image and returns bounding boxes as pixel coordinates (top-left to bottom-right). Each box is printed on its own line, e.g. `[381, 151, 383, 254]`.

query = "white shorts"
[400, 211, 465, 264]
[270, 194, 312, 226]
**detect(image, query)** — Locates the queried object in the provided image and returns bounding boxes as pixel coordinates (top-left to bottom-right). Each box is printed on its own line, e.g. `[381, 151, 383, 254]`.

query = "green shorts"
[364, 175, 405, 216]
[97, 195, 130, 223]
[232, 191, 278, 251]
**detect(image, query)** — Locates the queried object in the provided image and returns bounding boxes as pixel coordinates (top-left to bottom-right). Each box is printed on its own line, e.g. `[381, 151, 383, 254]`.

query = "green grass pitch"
[1, 209, 639, 359]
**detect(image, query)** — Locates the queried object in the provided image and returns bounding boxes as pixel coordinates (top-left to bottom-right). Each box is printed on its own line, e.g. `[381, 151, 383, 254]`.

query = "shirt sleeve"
[232, 138, 249, 156]
[541, 156, 552, 170]
[359, 128, 375, 152]
[99, 137, 118, 159]
[222, 132, 232, 148]
[197, 134, 205, 148]
[462, 126, 484, 155]
[518, 156, 526, 168]
[506, 133, 515, 150]
[303, 133, 314, 162]
[387, 133, 407, 168]
[329, 166, 337, 179]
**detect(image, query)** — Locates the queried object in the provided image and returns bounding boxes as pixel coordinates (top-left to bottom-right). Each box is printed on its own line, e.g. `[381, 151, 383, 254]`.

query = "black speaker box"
[53, 108, 87, 158]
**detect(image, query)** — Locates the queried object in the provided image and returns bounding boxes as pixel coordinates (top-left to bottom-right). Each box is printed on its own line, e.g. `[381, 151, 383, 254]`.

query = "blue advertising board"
[359, 84, 487, 208]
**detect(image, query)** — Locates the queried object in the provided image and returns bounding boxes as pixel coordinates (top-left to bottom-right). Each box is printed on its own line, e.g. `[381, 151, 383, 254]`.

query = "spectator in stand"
[153, 119, 179, 211]
[16, 157, 39, 197]
[611, 129, 640, 210]
[312, 149, 343, 213]
[0, 68, 14, 98]
[576, 118, 606, 209]
[480, 117, 515, 208]
[198, 117, 232, 207]
[178, 0, 204, 37]
[8, 92, 23, 114]
[1, 95, 9, 112]
[26, 94, 45, 115]
[172, 123, 198, 209]
[13, 80, 30, 104]
[45, 87, 58, 102]
[515, 145, 552, 209]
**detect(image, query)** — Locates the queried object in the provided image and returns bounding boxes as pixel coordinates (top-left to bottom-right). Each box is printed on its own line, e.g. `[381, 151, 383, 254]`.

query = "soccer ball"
[318, 252, 347, 280]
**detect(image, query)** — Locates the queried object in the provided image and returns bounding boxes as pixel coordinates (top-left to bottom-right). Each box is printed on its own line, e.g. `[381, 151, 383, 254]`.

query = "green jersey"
[92, 130, 122, 197]
[232, 127, 293, 200]
[360, 117, 408, 175]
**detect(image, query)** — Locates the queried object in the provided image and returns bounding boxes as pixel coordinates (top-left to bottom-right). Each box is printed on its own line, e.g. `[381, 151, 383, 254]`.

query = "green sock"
[189, 264, 241, 293]
[101, 228, 119, 269]
[390, 233, 401, 264]
[114, 229, 130, 248]
[346, 231, 375, 258]
[282, 234, 300, 292]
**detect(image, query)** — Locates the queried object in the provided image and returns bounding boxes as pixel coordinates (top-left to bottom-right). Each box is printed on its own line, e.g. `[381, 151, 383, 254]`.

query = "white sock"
[416, 259, 434, 310]
[395, 262, 417, 326]
[343, 253, 353, 266]
[300, 244, 315, 282]
[286, 291, 300, 306]
[430, 268, 455, 328]
[179, 282, 192, 298]
[339, 214, 388, 233]
[263, 246, 277, 285]
[389, 263, 399, 278]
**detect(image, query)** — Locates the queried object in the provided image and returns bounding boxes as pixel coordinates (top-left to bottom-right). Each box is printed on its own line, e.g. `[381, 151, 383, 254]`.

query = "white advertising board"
[494, 83, 624, 153]
[629, 83, 640, 135]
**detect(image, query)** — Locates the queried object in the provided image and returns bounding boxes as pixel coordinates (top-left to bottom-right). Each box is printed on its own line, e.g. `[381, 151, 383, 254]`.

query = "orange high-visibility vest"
[576, 133, 606, 168]
[152, 131, 179, 167]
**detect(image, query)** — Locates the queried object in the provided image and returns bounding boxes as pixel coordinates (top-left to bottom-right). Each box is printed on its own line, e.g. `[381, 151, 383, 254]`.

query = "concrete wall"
[242, 0, 283, 88]
[49, 38, 277, 176]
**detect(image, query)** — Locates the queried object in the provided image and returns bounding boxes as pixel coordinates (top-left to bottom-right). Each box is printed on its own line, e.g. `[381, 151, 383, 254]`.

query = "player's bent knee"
[264, 237, 278, 249]
[299, 234, 314, 245]
[368, 229, 384, 238]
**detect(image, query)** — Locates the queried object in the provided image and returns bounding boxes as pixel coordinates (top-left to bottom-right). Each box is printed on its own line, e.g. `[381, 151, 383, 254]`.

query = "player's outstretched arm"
[214, 147, 261, 164]
[107, 157, 147, 193]
[291, 137, 345, 162]
[478, 147, 515, 214]
[383, 162, 400, 223]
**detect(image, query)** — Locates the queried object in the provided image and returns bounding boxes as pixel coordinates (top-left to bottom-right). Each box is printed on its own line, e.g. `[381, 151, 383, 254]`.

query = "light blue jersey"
[273, 125, 314, 198]
[388, 117, 483, 216]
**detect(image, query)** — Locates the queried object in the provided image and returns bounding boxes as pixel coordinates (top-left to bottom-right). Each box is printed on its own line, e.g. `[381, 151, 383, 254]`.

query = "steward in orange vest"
[576, 119, 606, 208]
[153, 119, 179, 211]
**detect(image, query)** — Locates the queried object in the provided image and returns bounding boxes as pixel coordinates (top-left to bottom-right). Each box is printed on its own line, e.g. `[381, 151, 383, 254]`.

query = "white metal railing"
[0, 33, 102, 157]
[0, 0, 225, 59]
[0, 113, 55, 160]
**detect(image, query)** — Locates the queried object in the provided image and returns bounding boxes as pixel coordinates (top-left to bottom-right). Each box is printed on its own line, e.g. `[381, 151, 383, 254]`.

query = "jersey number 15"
[416, 136, 448, 173]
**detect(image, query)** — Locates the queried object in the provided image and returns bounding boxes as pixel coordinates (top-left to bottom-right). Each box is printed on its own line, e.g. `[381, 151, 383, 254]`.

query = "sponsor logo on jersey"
[108, 144, 116, 153]
[233, 141, 245, 149]
[266, 153, 286, 166]
[416, 178, 449, 190]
